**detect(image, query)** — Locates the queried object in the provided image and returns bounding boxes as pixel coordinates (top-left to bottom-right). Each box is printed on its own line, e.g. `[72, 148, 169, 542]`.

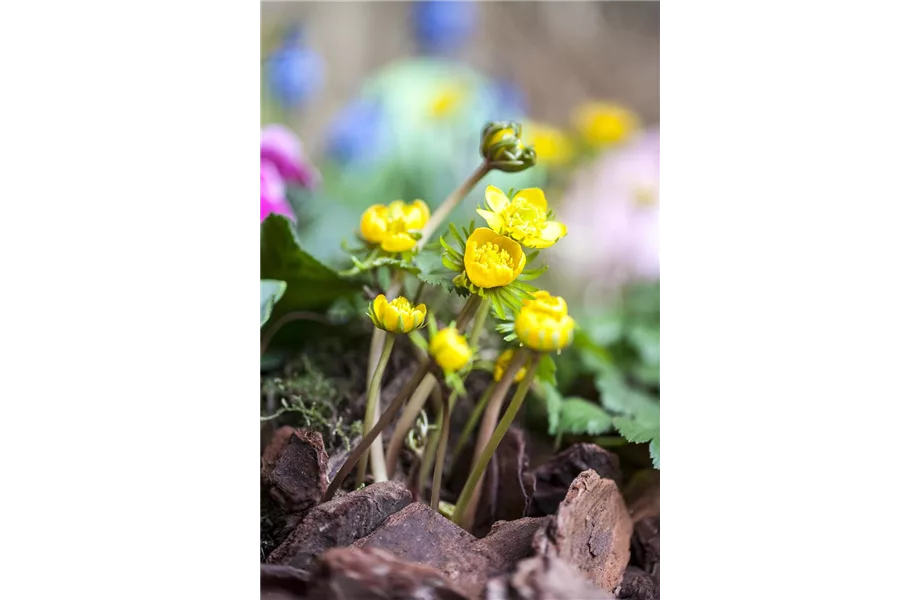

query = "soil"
[261, 340, 660, 599]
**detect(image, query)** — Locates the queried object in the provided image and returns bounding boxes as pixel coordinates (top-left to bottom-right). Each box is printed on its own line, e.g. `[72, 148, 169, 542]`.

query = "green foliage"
[535, 353, 557, 386]
[261, 215, 362, 314]
[260, 280, 287, 327]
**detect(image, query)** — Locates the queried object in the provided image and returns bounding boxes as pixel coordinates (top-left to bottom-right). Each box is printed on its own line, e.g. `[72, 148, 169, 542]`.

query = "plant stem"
[418, 161, 491, 248]
[467, 296, 491, 348]
[430, 389, 455, 511]
[454, 381, 496, 456]
[453, 351, 538, 530]
[356, 334, 395, 486]
[323, 360, 433, 502]
[385, 372, 438, 478]
[417, 413, 439, 501]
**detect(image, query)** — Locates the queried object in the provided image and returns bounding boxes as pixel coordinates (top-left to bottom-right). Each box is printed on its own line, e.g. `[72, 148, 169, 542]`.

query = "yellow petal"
[476, 208, 504, 232]
[373, 295, 388, 321]
[485, 185, 510, 212]
[512, 188, 548, 212]
[381, 233, 417, 253]
[385, 305, 400, 331]
[541, 220, 567, 244]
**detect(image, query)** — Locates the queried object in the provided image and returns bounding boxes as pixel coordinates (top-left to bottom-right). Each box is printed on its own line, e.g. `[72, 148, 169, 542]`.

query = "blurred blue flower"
[324, 98, 386, 165]
[267, 28, 324, 109]
[412, 1, 479, 54]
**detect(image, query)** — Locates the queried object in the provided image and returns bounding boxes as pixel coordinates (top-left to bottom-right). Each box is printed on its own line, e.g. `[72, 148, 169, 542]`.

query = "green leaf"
[597, 369, 660, 421]
[612, 414, 660, 470]
[557, 398, 616, 436]
[414, 247, 454, 288]
[261, 214, 362, 313]
[543, 383, 564, 435]
[260, 280, 287, 327]
[534, 353, 557, 387]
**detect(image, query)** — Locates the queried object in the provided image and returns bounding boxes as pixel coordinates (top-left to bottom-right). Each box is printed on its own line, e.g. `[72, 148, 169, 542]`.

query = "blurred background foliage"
[260, 1, 660, 467]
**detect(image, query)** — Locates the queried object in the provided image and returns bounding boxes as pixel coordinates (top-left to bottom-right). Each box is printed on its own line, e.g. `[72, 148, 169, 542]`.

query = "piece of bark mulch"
[261, 426, 297, 487]
[623, 469, 660, 524]
[532, 469, 633, 592]
[614, 566, 659, 600]
[260, 564, 313, 600]
[352, 502, 492, 598]
[527, 443, 622, 518]
[472, 427, 535, 538]
[266, 430, 328, 514]
[473, 516, 551, 575]
[485, 555, 612, 600]
[630, 516, 660, 583]
[304, 546, 467, 600]
[268, 480, 412, 571]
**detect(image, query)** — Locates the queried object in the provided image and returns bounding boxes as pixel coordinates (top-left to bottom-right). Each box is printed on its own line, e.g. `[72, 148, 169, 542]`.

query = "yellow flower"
[359, 200, 430, 253]
[515, 291, 576, 352]
[572, 102, 640, 148]
[524, 122, 573, 166]
[463, 228, 526, 289]
[430, 327, 472, 372]
[493, 349, 526, 383]
[369, 295, 427, 333]
[477, 185, 567, 249]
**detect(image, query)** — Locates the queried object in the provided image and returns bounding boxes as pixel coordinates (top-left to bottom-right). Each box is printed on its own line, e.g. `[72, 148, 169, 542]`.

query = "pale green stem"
[385, 373, 438, 478]
[324, 360, 434, 502]
[453, 351, 538, 530]
[418, 161, 492, 248]
[454, 381, 496, 456]
[430, 389, 457, 510]
[417, 384, 443, 499]
[467, 296, 491, 347]
[356, 334, 395, 485]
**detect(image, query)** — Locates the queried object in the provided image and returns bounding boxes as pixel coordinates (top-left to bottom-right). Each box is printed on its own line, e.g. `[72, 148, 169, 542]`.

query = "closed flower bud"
[463, 228, 526, 289]
[368, 295, 427, 333]
[493, 349, 526, 383]
[480, 121, 521, 159]
[515, 291, 576, 352]
[430, 327, 472, 372]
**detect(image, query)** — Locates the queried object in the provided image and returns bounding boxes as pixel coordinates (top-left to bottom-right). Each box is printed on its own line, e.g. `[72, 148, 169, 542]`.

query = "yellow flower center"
[502, 199, 547, 240]
[471, 240, 515, 271]
[390, 296, 413, 313]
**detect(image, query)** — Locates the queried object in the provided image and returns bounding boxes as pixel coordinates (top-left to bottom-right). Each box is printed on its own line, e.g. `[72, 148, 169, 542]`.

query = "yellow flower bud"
[430, 327, 472, 372]
[515, 291, 576, 352]
[368, 294, 427, 334]
[463, 228, 526, 289]
[359, 200, 430, 253]
[480, 121, 537, 173]
[477, 185, 567, 249]
[493, 349, 526, 383]
[572, 102, 640, 148]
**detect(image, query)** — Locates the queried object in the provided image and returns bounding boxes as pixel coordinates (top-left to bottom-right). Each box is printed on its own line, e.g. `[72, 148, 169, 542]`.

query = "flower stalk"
[385, 372, 439, 478]
[453, 350, 539, 530]
[355, 333, 395, 485]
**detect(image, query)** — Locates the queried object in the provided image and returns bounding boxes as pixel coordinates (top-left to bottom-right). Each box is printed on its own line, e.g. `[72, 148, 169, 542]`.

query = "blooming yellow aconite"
[514, 291, 576, 352]
[463, 228, 526, 289]
[493, 349, 526, 383]
[477, 186, 567, 249]
[430, 327, 472, 372]
[360, 200, 430, 253]
[572, 101, 640, 148]
[369, 295, 427, 334]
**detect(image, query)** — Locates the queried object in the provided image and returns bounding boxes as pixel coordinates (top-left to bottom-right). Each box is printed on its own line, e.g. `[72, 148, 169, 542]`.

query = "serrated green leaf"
[612, 414, 660, 470]
[543, 383, 564, 435]
[596, 369, 660, 421]
[414, 248, 454, 288]
[557, 398, 616, 436]
[260, 280, 287, 327]
[535, 353, 557, 386]
[261, 214, 362, 313]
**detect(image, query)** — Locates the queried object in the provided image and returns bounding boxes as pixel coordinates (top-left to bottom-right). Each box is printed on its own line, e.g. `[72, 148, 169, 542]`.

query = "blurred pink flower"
[552, 128, 659, 295]
[260, 124, 317, 188]
[261, 159, 295, 222]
